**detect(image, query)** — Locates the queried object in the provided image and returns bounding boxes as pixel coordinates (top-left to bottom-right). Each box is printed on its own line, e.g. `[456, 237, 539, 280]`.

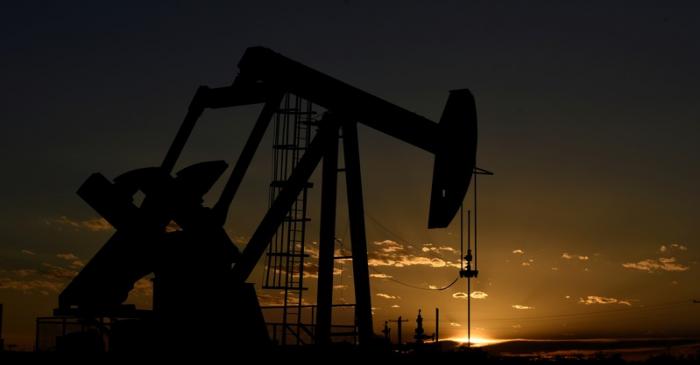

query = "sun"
[447, 336, 504, 347]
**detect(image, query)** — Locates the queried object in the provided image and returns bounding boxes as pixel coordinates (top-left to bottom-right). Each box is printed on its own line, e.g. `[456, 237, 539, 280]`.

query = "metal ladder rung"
[266, 252, 310, 258]
[270, 181, 314, 188]
[261, 285, 308, 290]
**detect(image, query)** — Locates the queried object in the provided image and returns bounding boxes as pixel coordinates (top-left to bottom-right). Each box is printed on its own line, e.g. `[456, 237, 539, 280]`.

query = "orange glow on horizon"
[446, 335, 505, 347]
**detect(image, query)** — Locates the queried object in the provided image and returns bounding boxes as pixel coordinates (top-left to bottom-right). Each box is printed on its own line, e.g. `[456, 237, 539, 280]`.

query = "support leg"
[342, 121, 374, 344]
[315, 125, 339, 345]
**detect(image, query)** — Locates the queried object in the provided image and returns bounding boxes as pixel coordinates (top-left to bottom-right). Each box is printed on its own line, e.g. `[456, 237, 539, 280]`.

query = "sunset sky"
[1, 1, 699, 350]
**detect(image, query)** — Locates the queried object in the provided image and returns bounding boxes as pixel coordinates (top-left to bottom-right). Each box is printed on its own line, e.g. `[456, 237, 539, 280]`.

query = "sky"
[1, 1, 699, 350]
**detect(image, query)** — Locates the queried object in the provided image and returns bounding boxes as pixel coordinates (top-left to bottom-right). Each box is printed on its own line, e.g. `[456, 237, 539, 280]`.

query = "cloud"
[449, 322, 462, 327]
[21, 249, 36, 256]
[422, 244, 457, 253]
[512, 249, 524, 254]
[622, 257, 689, 273]
[0, 278, 63, 294]
[0, 262, 79, 295]
[370, 273, 392, 279]
[579, 296, 631, 306]
[46, 216, 112, 232]
[131, 277, 153, 297]
[13, 269, 37, 277]
[660, 245, 667, 253]
[257, 290, 310, 306]
[376, 293, 400, 300]
[452, 291, 488, 300]
[671, 243, 687, 251]
[471, 291, 488, 299]
[165, 221, 182, 233]
[300, 262, 343, 278]
[56, 253, 79, 261]
[512, 304, 535, 310]
[256, 292, 284, 306]
[41, 263, 78, 280]
[391, 304, 400, 308]
[56, 253, 85, 269]
[374, 240, 404, 253]
[561, 252, 589, 261]
[368, 240, 461, 269]
[551, 267, 559, 271]
[521, 262, 531, 267]
[70, 260, 85, 268]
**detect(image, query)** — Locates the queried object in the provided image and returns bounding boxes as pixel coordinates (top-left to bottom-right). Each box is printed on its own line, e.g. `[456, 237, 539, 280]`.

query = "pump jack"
[50, 47, 478, 352]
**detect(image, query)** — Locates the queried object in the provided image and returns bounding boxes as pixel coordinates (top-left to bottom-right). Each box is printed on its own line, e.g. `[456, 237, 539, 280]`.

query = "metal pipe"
[435, 307, 439, 343]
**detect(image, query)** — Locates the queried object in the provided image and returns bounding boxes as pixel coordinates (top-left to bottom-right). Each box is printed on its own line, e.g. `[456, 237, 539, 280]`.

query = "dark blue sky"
[1, 1, 699, 348]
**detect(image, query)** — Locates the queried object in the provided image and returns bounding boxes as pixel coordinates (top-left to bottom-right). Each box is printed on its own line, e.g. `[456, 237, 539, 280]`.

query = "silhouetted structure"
[0, 304, 4, 351]
[36, 47, 478, 353]
[414, 309, 432, 344]
[389, 316, 409, 346]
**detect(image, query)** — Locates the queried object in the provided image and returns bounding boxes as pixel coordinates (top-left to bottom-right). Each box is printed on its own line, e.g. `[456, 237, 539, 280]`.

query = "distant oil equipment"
[36, 47, 479, 353]
[459, 167, 493, 347]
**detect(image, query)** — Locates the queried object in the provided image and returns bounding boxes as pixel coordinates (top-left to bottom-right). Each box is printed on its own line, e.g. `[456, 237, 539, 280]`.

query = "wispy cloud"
[453, 291, 488, 300]
[391, 304, 400, 308]
[368, 240, 460, 269]
[299, 262, 343, 278]
[56, 253, 85, 269]
[579, 295, 631, 306]
[13, 269, 37, 277]
[562, 252, 589, 261]
[471, 291, 488, 299]
[56, 253, 78, 261]
[41, 263, 78, 279]
[0, 278, 63, 295]
[257, 290, 310, 306]
[0, 261, 79, 295]
[374, 240, 404, 253]
[376, 293, 400, 300]
[21, 249, 36, 256]
[165, 221, 182, 233]
[512, 304, 535, 310]
[622, 257, 689, 273]
[131, 277, 153, 297]
[46, 216, 112, 232]
[624, 244, 689, 273]
[512, 249, 524, 254]
[57, 253, 83, 266]
[422, 243, 456, 253]
[449, 322, 462, 327]
[370, 273, 392, 279]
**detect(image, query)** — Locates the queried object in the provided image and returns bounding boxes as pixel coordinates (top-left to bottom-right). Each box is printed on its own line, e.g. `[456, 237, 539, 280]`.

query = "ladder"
[263, 94, 316, 345]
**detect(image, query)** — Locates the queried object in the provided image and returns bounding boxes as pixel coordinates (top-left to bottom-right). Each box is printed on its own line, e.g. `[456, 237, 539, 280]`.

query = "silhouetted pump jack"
[54, 46, 478, 352]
